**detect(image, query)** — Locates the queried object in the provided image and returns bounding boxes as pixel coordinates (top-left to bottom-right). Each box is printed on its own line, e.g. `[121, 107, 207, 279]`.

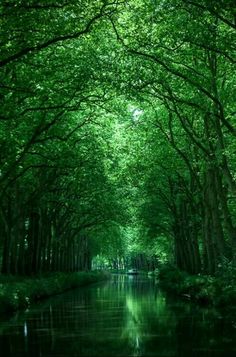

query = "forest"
[0, 0, 236, 286]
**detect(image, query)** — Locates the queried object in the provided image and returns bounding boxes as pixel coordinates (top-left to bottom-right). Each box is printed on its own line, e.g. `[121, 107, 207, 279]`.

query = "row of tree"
[115, 0, 236, 274]
[0, 0, 126, 275]
[1, 0, 235, 275]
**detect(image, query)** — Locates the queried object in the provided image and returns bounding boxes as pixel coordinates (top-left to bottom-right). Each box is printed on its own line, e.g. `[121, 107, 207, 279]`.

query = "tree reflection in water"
[0, 275, 236, 356]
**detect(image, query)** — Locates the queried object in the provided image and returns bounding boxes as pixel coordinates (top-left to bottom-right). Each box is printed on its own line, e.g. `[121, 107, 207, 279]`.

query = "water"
[1, 275, 236, 357]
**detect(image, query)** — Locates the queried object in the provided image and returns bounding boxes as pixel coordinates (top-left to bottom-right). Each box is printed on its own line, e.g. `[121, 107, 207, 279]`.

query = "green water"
[0, 275, 236, 356]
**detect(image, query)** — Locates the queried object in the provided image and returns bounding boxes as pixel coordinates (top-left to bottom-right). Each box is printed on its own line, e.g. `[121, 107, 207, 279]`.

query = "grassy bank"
[157, 265, 236, 307]
[0, 271, 110, 314]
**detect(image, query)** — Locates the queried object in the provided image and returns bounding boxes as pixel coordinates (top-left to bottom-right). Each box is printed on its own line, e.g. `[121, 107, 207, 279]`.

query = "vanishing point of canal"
[1, 275, 236, 357]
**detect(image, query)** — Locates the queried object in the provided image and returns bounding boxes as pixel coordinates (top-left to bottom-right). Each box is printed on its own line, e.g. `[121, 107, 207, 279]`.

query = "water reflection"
[0, 275, 236, 356]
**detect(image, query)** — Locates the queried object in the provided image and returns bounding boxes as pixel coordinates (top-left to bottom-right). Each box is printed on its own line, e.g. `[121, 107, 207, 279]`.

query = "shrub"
[158, 264, 236, 307]
[0, 271, 109, 314]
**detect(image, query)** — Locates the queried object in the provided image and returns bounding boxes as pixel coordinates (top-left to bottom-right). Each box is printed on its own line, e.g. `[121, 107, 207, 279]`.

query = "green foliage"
[158, 264, 236, 307]
[0, 271, 109, 313]
[0, 0, 235, 287]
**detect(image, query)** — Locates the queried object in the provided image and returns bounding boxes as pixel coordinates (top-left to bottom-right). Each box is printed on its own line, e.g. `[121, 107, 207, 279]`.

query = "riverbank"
[157, 265, 236, 307]
[0, 271, 110, 314]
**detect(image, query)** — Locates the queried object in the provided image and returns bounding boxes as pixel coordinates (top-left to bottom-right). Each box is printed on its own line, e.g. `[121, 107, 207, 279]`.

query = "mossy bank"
[0, 271, 110, 314]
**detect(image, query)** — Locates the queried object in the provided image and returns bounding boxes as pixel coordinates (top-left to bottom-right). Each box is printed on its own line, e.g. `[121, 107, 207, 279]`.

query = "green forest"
[1, 0, 236, 303]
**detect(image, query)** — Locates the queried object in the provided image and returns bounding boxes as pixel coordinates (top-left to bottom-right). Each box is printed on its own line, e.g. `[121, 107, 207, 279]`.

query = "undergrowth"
[0, 271, 109, 314]
[157, 265, 236, 307]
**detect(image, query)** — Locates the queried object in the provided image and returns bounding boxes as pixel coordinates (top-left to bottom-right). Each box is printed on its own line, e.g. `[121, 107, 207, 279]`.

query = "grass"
[0, 271, 110, 314]
[157, 264, 236, 307]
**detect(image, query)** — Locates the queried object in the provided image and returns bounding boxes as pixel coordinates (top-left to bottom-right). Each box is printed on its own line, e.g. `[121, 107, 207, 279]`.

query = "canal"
[1, 275, 236, 356]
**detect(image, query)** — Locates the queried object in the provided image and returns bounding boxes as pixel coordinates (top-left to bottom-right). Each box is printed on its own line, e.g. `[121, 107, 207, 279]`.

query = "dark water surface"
[1, 275, 236, 357]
